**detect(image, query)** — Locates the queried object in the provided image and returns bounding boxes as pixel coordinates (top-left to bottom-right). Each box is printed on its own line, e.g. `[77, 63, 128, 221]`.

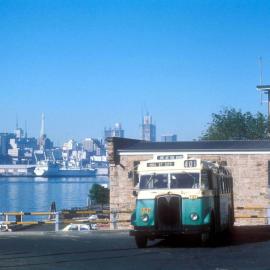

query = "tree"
[201, 108, 268, 140]
[89, 184, 109, 209]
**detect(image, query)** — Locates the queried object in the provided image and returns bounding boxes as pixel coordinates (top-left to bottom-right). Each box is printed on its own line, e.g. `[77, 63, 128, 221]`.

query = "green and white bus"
[130, 154, 234, 248]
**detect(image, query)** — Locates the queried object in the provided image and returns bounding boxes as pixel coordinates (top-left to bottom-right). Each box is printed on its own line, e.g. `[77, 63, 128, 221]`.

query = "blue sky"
[1, 0, 270, 144]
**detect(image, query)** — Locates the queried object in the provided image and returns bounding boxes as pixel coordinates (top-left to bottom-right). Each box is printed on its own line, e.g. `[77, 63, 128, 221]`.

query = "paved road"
[1, 226, 270, 270]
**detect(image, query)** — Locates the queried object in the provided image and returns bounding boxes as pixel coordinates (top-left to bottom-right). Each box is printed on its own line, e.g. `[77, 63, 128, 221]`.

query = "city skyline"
[1, 112, 171, 145]
[1, 1, 270, 143]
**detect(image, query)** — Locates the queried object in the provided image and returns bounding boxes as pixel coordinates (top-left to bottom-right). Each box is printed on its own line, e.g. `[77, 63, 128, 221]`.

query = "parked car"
[90, 223, 97, 230]
[0, 223, 12, 232]
[88, 214, 109, 221]
[62, 224, 91, 232]
[88, 214, 98, 221]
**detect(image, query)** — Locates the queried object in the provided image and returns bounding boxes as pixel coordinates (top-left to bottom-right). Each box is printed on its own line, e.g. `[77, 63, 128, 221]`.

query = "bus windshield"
[170, 173, 199, 189]
[139, 174, 168, 189]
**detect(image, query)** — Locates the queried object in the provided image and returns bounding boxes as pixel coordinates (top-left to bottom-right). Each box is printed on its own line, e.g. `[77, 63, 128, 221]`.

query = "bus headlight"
[141, 214, 149, 223]
[190, 213, 199, 221]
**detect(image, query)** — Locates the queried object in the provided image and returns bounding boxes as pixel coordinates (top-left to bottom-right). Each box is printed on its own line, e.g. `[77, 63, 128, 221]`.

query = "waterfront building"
[161, 134, 177, 142]
[8, 137, 38, 164]
[38, 135, 53, 150]
[0, 133, 15, 163]
[83, 138, 94, 152]
[62, 139, 77, 162]
[141, 114, 156, 142]
[63, 139, 77, 151]
[0, 133, 14, 156]
[83, 138, 105, 156]
[15, 128, 24, 139]
[0, 131, 37, 164]
[104, 123, 125, 139]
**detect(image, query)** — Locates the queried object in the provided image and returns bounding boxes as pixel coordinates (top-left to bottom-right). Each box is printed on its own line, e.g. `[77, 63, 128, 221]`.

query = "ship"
[34, 160, 96, 177]
[90, 155, 109, 176]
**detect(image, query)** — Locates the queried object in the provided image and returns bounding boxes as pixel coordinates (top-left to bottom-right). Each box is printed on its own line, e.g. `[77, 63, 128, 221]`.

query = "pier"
[0, 165, 36, 177]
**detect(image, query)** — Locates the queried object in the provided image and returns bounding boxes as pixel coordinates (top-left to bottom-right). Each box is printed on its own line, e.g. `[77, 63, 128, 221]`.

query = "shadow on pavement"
[150, 225, 270, 248]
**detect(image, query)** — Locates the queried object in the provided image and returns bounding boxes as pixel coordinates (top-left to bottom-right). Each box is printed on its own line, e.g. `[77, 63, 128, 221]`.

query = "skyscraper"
[141, 114, 156, 142]
[161, 134, 177, 142]
[104, 123, 125, 139]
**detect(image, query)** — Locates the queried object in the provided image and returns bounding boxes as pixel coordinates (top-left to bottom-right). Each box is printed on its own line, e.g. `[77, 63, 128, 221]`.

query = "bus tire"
[201, 214, 216, 246]
[225, 207, 234, 234]
[209, 214, 216, 245]
[135, 234, 148, 248]
[229, 207, 234, 229]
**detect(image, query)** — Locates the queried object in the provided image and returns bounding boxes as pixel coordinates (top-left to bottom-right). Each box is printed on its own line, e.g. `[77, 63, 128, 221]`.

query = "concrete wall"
[107, 139, 270, 228]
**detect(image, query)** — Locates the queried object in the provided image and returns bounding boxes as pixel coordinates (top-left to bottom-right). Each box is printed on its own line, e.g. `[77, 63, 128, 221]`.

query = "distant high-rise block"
[0, 133, 15, 156]
[161, 134, 177, 142]
[142, 114, 156, 142]
[104, 123, 125, 139]
[82, 138, 105, 155]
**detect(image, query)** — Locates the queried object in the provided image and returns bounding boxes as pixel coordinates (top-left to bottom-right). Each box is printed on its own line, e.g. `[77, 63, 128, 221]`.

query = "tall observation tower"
[38, 113, 46, 150]
[256, 58, 270, 135]
[40, 112, 45, 138]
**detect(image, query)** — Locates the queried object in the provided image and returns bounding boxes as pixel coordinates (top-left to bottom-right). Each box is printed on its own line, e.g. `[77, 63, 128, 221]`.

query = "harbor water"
[0, 176, 109, 213]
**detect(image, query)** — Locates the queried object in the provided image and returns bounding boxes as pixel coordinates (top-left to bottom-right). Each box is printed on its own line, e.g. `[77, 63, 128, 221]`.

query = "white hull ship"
[34, 160, 96, 177]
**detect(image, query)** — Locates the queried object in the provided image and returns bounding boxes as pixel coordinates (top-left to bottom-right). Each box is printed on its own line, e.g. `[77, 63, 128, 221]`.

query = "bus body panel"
[134, 199, 155, 227]
[133, 196, 215, 229]
[219, 194, 231, 228]
[182, 197, 213, 226]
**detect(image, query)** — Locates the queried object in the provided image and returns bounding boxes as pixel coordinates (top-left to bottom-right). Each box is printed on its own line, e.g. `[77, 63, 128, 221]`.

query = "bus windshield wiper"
[145, 174, 155, 189]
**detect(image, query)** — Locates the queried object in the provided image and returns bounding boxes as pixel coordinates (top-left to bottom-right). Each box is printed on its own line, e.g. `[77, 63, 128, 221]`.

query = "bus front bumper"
[130, 225, 210, 238]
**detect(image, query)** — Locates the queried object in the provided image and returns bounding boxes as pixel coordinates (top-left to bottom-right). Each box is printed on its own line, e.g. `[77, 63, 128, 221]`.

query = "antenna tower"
[256, 57, 270, 136]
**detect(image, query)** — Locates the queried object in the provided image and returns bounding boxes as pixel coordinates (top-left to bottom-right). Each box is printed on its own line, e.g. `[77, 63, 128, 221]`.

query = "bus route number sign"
[184, 160, 197, 168]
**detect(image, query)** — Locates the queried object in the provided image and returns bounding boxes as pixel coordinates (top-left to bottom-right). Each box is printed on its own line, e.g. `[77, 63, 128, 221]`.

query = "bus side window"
[222, 177, 226, 194]
[228, 177, 232, 193]
[219, 176, 224, 194]
[207, 171, 213, 190]
[225, 177, 228, 193]
[201, 171, 209, 190]
[133, 161, 140, 187]
[226, 177, 229, 193]
[211, 172, 218, 192]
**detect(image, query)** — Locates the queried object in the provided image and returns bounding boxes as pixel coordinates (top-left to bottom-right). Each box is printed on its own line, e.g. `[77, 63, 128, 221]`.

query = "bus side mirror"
[132, 190, 138, 197]
[133, 173, 139, 187]
[128, 171, 133, 179]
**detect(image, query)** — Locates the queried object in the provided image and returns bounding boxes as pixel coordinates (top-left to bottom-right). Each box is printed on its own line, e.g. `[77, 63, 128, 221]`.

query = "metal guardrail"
[235, 206, 270, 219]
[1, 207, 270, 230]
[0, 209, 132, 231]
[236, 207, 269, 210]
[1, 212, 53, 216]
[61, 210, 110, 215]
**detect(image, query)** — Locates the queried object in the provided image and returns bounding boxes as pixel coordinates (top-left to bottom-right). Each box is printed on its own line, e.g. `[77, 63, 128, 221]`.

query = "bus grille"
[155, 195, 181, 231]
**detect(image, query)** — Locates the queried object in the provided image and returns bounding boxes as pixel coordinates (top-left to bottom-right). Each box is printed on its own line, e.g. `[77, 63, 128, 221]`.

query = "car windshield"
[139, 174, 168, 189]
[80, 225, 90, 231]
[68, 224, 78, 231]
[170, 173, 200, 189]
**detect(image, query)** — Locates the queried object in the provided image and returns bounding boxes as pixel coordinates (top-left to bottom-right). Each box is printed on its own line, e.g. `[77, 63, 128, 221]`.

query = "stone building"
[107, 137, 270, 228]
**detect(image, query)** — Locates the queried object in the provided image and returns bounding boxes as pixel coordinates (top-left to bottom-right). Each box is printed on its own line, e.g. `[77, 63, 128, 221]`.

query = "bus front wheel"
[135, 234, 148, 248]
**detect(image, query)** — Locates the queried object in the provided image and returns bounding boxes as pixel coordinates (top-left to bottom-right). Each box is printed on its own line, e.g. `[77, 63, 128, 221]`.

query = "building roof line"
[119, 150, 270, 156]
